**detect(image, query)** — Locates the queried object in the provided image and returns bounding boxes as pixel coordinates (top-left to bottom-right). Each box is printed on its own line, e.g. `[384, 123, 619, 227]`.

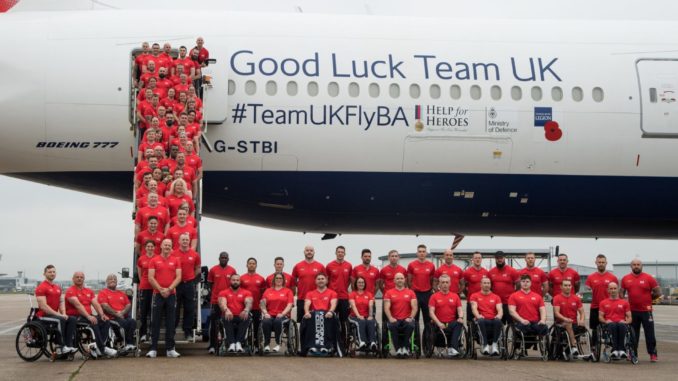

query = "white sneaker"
[208, 347, 216, 354]
[619, 351, 627, 359]
[449, 347, 460, 357]
[264, 345, 271, 353]
[611, 350, 619, 359]
[227, 344, 236, 352]
[146, 350, 157, 358]
[320, 347, 329, 354]
[272, 345, 280, 352]
[308, 347, 318, 354]
[491, 343, 499, 355]
[571, 347, 579, 357]
[395, 347, 403, 356]
[482, 345, 491, 355]
[166, 349, 181, 358]
[123, 344, 136, 351]
[56, 347, 63, 355]
[139, 335, 147, 343]
[403, 348, 410, 356]
[235, 342, 243, 352]
[359, 341, 366, 349]
[104, 347, 117, 357]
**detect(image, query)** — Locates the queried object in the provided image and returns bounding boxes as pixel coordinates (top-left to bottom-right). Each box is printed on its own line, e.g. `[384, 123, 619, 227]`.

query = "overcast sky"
[1, 175, 677, 281]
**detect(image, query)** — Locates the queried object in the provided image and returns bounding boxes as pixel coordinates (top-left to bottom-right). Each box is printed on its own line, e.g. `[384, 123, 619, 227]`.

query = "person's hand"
[224, 311, 233, 320]
[160, 288, 170, 298]
[263, 313, 271, 319]
[457, 317, 464, 324]
[405, 317, 413, 323]
[101, 315, 110, 322]
[276, 313, 284, 319]
[367, 316, 374, 321]
[521, 318, 529, 325]
[325, 311, 334, 319]
[538, 319, 546, 325]
[388, 317, 397, 324]
[356, 314, 364, 320]
[304, 312, 311, 319]
[239, 311, 249, 320]
[87, 315, 97, 325]
[437, 321, 445, 329]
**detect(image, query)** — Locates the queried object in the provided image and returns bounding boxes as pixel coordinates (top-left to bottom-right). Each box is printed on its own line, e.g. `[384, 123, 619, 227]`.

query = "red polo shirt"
[600, 298, 630, 323]
[407, 260, 435, 292]
[218, 288, 253, 315]
[97, 288, 130, 319]
[171, 248, 200, 282]
[262, 287, 294, 316]
[240, 273, 266, 311]
[292, 260, 325, 299]
[326, 260, 353, 299]
[552, 293, 582, 322]
[548, 267, 580, 297]
[305, 288, 338, 311]
[208, 265, 237, 304]
[621, 272, 658, 312]
[508, 290, 545, 322]
[148, 254, 181, 294]
[463, 266, 490, 296]
[384, 287, 416, 320]
[65, 286, 96, 317]
[517, 267, 548, 294]
[35, 281, 61, 317]
[434, 263, 463, 294]
[585, 271, 619, 308]
[352, 264, 380, 295]
[488, 265, 519, 303]
[379, 265, 407, 292]
[470, 291, 501, 319]
[429, 291, 462, 323]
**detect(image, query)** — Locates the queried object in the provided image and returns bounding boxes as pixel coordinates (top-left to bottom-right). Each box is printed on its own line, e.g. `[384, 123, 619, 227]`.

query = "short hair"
[438, 274, 451, 282]
[144, 240, 156, 246]
[180, 45, 187, 50]
[336, 246, 345, 252]
[315, 273, 327, 280]
[388, 250, 399, 256]
[44, 264, 55, 273]
[558, 253, 568, 259]
[247, 257, 257, 264]
[274, 256, 284, 263]
[596, 254, 607, 260]
[417, 244, 427, 250]
[147, 216, 158, 222]
[472, 251, 482, 257]
[520, 274, 531, 281]
[562, 279, 572, 285]
[361, 249, 371, 256]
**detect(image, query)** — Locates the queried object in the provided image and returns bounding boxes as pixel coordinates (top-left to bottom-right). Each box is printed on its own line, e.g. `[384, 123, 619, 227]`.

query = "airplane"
[1, 0, 678, 239]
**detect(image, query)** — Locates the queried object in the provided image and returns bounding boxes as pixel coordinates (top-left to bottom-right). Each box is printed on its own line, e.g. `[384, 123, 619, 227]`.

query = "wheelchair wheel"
[76, 325, 97, 360]
[374, 326, 383, 358]
[505, 325, 517, 360]
[467, 323, 477, 360]
[245, 321, 256, 356]
[285, 321, 299, 357]
[16, 322, 46, 362]
[257, 325, 265, 356]
[538, 333, 549, 362]
[591, 326, 603, 362]
[459, 325, 470, 359]
[423, 325, 436, 358]
[626, 327, 639, 365]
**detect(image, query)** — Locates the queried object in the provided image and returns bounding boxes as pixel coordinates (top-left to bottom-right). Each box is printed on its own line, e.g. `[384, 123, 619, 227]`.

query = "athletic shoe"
[651, 354, 658, 362]
[104, 347, 118, 357]
[359, 341, 366, 349]
[139, 335, 147, 343]
[264, 345, 271, 353]
[320, 347, 329, 354]
[370, 342, 378, 351]
[273, 345, 280, 352]
[227, 344, 236, 353]
[619, 351, 627, 359]
[448, 347, 460, 357]
[146, 350, 157, 358]
[124, 344, 136, 352]
[166, 349, 181, 358]
[308, 347, 318, 354]
[571, 347, 579, 357]
[396, 347, 404, 357]
[482, 345, 491, 355]
[491, 343, 499, 356]
[235, 342, 244, 353]
[611, 351, 619, 359]
[56, 347, 63, 355]
[208, 347, 216, 354]
[185, 334, 194, 342]
[403, 348, 411, 357]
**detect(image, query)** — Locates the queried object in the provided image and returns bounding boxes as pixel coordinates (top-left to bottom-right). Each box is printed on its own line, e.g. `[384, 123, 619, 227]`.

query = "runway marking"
[0, 319, 24, 328]
[0, 324, 24, 336]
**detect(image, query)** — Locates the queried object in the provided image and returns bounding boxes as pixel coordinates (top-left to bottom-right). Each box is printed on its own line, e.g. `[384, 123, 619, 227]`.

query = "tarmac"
[2, 293, 678, 381]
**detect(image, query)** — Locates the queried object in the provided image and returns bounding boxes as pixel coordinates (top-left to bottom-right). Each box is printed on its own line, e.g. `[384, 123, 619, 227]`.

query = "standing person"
[552, 279, 586, 356]
[352, 249, 380, 296]
[219, 274, 253, 353]
[35, 265, 77, 355]
[137, 240, 157, 342]
[260, 273, 294, 353]
[266, 256, 296, 293]
[599, 282, 632, 359]
[240, 258, 266, 349]
[428, 275, 465, 357]
[384, 273, 418, 357]
[548, 253, 581, 297]
[326, 246, 353, 325]
[433, 248, 463, 293]
[147, 239, 182, 358]
[292, 245, 325, 322]
[378, 250, 407, 348]
[488, 251, 519, 324]
[585, 254, 618, 345]
[171, 232, 201, 341]
[206, 252, 237, 354]
[463, 252, 489, 320]
[470, 277, 503, 356]
[407, 244, 435, 348]
[517, 252, 549, 296]
[348, 276, 377, 351]
[621, 259, 661, 362]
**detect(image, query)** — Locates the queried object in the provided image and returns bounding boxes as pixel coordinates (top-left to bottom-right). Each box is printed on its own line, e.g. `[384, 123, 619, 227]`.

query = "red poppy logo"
[544, 121, 562, 141]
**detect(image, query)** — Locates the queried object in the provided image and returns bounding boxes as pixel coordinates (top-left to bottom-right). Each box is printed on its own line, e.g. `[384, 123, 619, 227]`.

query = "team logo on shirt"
[531, 297, 536, 301]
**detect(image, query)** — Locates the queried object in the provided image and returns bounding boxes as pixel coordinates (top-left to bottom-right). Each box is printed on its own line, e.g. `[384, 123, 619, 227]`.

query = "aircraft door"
[637, 59, 678, 137]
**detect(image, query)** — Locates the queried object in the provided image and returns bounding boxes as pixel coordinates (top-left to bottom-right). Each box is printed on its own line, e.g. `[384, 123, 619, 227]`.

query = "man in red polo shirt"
[552, 279, 585, 356]
[384, 272, 417, 357]
[135, 216, 164, 256]
[219, 274, 254, 353]
[173, 46, 196, 78]
[599, 282, 632, 359]
[463, 251, 489, 320]
[585, 254, 618, 346]
[240, 257, 266, 348]
[65, 271, 116, 357]
[509, 275, 548, 338]
[470, 277, 503, 356]
[292, 245, 325, 321]
[134, 41, 152, 81]
[135, 193, 169, 234]
[266, 256, 296, 292]
[548, 253, 580, 297]
[166, 209, 197, 250]
[136, 240, 157, 342]
[622, 258, 661, 361]
[207, 252, 237, 354]
[326, 246, 352, 324]
[303, 273, 339, 355]
[433, 249, 463, 293]
[35, 265, 77, 354]
[352, 249, 380, 294]
[488, 251, 519, 324]
[379, 250, 406, 294]
[194, 37, 209, 66]
[98, 274, 136, 352]
[407, 244, 435, 342]
[171, 233, 201, 341]
[147, 239, 182, 358]
[429, 274, 464, 357]
[517, 252, 549, 296]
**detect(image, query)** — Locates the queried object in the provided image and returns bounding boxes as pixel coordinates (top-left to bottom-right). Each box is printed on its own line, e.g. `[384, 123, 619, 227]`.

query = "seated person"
[348, 276, 377, 351]
[509, 275, 548, 337]
[552, 279, 586, 356]
[35, 265, 77, 355]
[260, 273, 294, 352]
[218, 274, 253, 353]
[599, 282, 632, 359]
[383, 272, 417, 357]
[65, 272, 117, 357]
[301, 273, 338, 355]
[97, 274, 136, 352]
[428, 274, 464, 357]
[470, 277, 503, 356]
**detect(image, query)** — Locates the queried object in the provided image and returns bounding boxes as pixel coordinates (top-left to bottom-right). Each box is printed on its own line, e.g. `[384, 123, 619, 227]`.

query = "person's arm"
[190, 238, 198, 251]
[91, 298, 108, 321]
[407, 273, 413, 289]
[376, 278, 384, 294]
[577, 306, 586, 326]
[408, 298, 418, 320]
[326, 298, 337, 318]
[194, 262, 201, 280]
[260, 299, 269, 317]
[495, 302, 503, 320]
[36, 295, 62, 317]
[169, 268, 182, 293]
[100, 302, 122, 319]
[553, 305, 569, 323]
[67, 296, 97, 324]
[471, 300, 481, 320]
[456, 306, 464, 323]
[384, 299, 395, 322]
[219, 296, 232, 320]
[574, 280, 581, 294]
[349, 299, 362, 319]
[651, 286, 662, 300]
[624, 309, 632, 325]
[541, 281, 549, 296]
[538, 306, 546, 325]
[599, 309, 608, 324]
[240, 297, 253, 319]
[432, 277, 439, 292]
[367, 300, 374, 320]
[303, 298, 312, 318]
[429, 305, 442, 327]
[281, 303, 293, 318]
[509, 305, 525, 324]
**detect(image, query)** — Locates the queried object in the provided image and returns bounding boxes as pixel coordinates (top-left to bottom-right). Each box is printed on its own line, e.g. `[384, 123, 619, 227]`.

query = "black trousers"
[175, 281, 195, 336]
[606, 322, 628, 352]
[77, 316, 110, 351]
[477, 319, 502, 345]
[138, 289, 153, 337]
[208, 304, 221, 349]
[437, 322, 463, 349]
[39, 315, 76, 347]
[112, 317, 136, 344]
[589, 307, 600, 344]
[631, 311, 657, 355]
[501, 304, 513, 324]
[296, 299, 305, 322]
[300, 311, 337, 353]
[151, 293, 176, 351]
[262, 317, 287, 345]
[515, 322, 548, 336]
[388, 319, 415, 350]
[414, 290, 432, 349]
[251, 310, 261, 346]
[223, 316, 250, 345]
[336, 299, 349, 323]
[349, 317, 377, 344]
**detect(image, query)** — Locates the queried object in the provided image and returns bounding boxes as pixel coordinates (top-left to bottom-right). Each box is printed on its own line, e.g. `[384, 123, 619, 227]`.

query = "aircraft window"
[410, 84, 421, 99]
[470, 85, 481, 100]
[228, 80, 236, 96]
[349, 82, 360, 98]
[551, 86, 563, 101]
[389, 83, 400, 98]
[308, 81, 319, 97]
[450, 85, 461, 100]
[531, 86, 542, 101]
[430, 84, 441, 99]
[328, 82, 340, 97]
[369, 83, 380, 98]
[491, 85, 502, 100]
[265, 80, 277, 96]
[245, 80, 257, 95]
[592, 87, 604, 102]
[287, 81, 298, 96]
[511, 86, 522, 101]
[572, 86, 584, 102]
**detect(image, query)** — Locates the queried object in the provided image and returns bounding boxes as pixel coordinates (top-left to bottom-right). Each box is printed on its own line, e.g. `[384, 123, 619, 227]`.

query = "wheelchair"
[346, 318, 382, 358]
[594, 324, 638, 364]
[256, 317, 299, 356]
[15, 307, 69, 362]
[547, 324, 594, 361]
[382, 320, 420, 359]
[216, 314, 256, 356]
[106, 319, 141, 357]
[467, 319, 507, 360]
[299, 312, 343, 357]
[506, 323, 549, 361]
[423, 321, 469, 359]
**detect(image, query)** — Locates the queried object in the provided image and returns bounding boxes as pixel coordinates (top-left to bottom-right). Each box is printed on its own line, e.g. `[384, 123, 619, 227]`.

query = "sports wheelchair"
[594, 324, 638, 364]
[423, 321, 469, 359]
[382, 320, 420, 359]
[467, 319, 507, 360]
[257, 317, 299, 356]
[215, 314, 256, 356]
[547, 324, 594, 361]
[505, 322, 549, 361]
[106, 319, 141, 357]
[345, 318, 381, 358]
[299, 311, 343, 357]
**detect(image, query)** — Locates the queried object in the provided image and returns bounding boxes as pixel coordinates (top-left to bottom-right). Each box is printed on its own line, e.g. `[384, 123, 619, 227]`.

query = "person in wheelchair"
[348, 276, 377, 351]
[97, 274, 137, 352]
[260, 273, 294, 353]
[552, 279, 586, 357]
[65, 271, 117, 358]
[470, 277, 503, 356]
[428, 274, 464, 357]
[302, 273, 339, 355]
[218, 274, 254, 353]
[384, 272, 418, 357]
[35, 264, 78, 355]
[509, 275, 548, 338]
[599, 282, 632, 360]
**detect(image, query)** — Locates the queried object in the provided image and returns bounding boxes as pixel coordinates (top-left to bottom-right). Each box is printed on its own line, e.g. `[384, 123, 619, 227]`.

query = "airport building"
[613, 262, 678, 288]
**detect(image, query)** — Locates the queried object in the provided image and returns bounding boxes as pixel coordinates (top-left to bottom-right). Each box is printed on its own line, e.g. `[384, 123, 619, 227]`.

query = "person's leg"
[366, 319, 377, 344]
[93, 317, 109, 350]
[562, 322, 576, 347]
[388, 321, 401, 349]
[251, 310, 261, 347]
[477, 320, 489, 346]
[150, 294, 162, 351]
[296, 299, 305, 323]
[273, 317, 284, 344]
[491, 320, 502, 345]
[139, 289, 152, 338]
[182, 282, 196, 337]
[324, 316, 337, 350]
[641, 311, 657, 355]
[209, 304, 220, 349]
[261, 318, 273, 346]
[174, 283, 184, 329]
[630, 311, 642, 353]
[165, 294, 176, 349]
[40, 316, 65, 347]
[611, 323, 624, 352]
[589, 307, 599, 345]
[223, 318, 235, 345]
[120, 318, 136, 344]
[403, 320, 415, 351]
[502, 304, 512, 325]
[535, 322, 548, 336]
[449, 322, 462, 350]
[381, 305, 389, 348]
[236, 316, 251, 344]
